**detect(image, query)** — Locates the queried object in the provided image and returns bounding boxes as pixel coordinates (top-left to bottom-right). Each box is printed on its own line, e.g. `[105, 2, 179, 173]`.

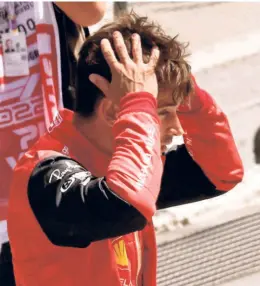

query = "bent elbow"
[217, 167, 244, 191]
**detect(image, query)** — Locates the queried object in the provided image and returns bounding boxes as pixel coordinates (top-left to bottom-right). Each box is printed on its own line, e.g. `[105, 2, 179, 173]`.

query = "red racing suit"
[8, 84, 243, 286]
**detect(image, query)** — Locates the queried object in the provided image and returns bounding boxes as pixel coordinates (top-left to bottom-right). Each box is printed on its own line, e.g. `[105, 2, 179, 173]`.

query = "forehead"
[157, 88, 178, 109]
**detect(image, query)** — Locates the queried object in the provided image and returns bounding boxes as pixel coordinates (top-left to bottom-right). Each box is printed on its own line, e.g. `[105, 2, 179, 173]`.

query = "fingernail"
[113, 31, 120, 37]
[101, 38, 108, 45]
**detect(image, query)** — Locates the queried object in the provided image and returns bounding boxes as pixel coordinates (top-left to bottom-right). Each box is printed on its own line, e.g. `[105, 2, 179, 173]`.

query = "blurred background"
[91, 2, 260, 286]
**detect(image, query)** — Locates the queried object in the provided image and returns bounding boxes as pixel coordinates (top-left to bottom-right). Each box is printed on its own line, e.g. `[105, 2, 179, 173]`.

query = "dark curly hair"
[75, 12, 192, 117]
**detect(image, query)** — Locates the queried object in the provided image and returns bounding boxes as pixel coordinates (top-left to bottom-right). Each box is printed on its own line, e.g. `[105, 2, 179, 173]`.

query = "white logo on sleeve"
[136, 125, 156, 189]
[60, 171, 92, 193]
[60, 177, 76, 193]
[49, 161, 81, 183]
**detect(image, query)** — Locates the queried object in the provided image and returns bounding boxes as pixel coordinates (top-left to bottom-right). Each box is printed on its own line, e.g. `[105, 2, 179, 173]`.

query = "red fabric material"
[107, 92, 163, 219]
[8, 92, 161, 286]
[178, 77, 244, 191]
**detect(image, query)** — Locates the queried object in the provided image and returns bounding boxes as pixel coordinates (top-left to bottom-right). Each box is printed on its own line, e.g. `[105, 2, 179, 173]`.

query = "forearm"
[107, 92, 163, 219]
[28, 156, 147, 248]
[158, 145, 223, 210]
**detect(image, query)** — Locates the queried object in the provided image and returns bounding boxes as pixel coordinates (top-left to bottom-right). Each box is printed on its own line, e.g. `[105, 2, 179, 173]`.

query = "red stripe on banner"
[36, 23, 60, 125]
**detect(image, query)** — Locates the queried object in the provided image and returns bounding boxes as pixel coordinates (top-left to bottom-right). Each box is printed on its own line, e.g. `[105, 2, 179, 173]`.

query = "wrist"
[118, 92, 158, 117]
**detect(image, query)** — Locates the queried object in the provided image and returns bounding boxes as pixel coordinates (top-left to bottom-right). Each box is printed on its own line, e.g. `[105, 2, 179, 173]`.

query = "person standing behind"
[0, 1, 106, 220]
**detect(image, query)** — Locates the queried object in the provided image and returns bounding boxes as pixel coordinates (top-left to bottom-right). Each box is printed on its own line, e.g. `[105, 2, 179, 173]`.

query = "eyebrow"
[157, 102, 178, 109]
[157, 106, 176, 113]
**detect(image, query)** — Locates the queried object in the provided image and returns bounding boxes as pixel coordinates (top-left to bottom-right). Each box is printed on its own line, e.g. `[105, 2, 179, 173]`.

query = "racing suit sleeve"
[28, 92, 163, 248]
[28, 156, 147, 248]
[157, 78, 244, 209]
[157, 145, 223, 209]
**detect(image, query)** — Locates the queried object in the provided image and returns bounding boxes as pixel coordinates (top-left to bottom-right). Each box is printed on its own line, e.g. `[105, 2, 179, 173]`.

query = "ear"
[97, 98, 119, 127]
[89, 74, 109, 97]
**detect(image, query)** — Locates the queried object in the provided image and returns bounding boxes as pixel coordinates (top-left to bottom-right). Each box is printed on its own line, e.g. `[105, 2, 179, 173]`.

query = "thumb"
[89, 74, 110, 97]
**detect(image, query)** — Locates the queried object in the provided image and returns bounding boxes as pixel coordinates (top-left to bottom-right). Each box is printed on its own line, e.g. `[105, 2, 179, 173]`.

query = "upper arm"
[54, 2, 106, 27]
[157, 145, 223, 209]
[28, 156, 146, 248]
[178, 77, 244, 190]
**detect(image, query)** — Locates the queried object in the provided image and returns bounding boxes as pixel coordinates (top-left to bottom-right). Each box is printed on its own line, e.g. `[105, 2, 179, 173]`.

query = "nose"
[168, 116, 185, 136]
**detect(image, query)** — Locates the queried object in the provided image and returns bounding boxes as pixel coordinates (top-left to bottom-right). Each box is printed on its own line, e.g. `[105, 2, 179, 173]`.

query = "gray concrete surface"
[195, 54, 260, 169]
[129, 2, 260, 53]
[221, 272, 260, 286]
[157, 210, 260, 286]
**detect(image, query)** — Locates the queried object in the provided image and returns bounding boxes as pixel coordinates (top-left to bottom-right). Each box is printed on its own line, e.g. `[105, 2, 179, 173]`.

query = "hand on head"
[89, 31, 160, 104]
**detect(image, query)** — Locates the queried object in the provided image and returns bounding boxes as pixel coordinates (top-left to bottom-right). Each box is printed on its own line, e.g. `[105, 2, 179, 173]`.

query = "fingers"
[101, 38, 119, 71]
[101, 31, 131, 68]
[101, 31, 159, 70]
[113, 31, 130, 64]
[89, 74, 110, 97]
[148, 46, 160, 69]
[131, 33, 142, 64]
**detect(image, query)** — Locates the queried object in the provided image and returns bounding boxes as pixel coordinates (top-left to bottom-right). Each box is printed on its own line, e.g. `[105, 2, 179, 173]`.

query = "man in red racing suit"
[8, 13, 243, 286]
